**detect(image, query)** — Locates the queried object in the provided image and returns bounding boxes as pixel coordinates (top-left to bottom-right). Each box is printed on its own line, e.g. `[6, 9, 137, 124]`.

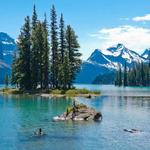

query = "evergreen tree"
[30, 5, 39, 90]
[115, 71, 119, 85]
[58, 52, 71, 89]
[17, 16, 31, 90]
[59, 13, 66, 63]
[57, 13, 67, 88]
[4, 74, 9, 88]
[66, 25, 82, 88]
[123, 61, 127, 86]
[116, 62, 150, 87]
[11, 5, 82, 91]
[11, 51, 18, 86]
[50, 5, 59, 88]
[32, 5, 37, 30]
[141, 62, 145, 86]
[42, 13, 50, 89]
[33, 21, 45, 89]
[146, 64, 150, 86]
[118, 65, 122, 86]
[62, 52, 71, 89]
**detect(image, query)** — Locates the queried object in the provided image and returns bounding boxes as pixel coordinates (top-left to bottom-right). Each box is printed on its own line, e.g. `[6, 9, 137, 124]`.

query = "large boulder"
[53, 103, 102, 121]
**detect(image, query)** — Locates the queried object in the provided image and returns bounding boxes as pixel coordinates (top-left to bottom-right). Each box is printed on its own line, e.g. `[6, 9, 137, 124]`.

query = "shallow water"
[0, 85, 150, 150]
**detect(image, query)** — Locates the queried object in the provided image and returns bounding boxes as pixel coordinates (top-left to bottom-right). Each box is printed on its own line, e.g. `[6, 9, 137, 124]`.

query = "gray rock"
[53, 103, 102, 121]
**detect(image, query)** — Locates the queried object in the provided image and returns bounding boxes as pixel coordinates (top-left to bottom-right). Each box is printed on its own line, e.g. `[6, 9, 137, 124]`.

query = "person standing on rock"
[72, 100, 77, 120]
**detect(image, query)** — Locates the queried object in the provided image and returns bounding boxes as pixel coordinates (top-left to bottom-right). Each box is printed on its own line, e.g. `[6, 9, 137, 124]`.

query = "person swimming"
[34, 128, 45, 136]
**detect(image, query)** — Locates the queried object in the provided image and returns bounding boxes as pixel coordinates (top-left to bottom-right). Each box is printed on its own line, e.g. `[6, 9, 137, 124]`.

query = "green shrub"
[92, 90, 101, 94]
[11, 89, 23, 94]
[77, 88, 91, 94]
[51, 89, 62, 94]
[65, 89, 78, 95]
[1, 88, 23, 94]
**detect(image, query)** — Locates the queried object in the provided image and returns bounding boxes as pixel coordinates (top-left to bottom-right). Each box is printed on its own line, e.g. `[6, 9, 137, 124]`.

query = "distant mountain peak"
[142, 49, 150, 59]
[76, 43, 148, 83]
[0, 32, 15, 45]
[0, 32, 16, 83]
[107, 43, 125, 53]
[0, 32, 16, 67]
[117, 43, 124, 48]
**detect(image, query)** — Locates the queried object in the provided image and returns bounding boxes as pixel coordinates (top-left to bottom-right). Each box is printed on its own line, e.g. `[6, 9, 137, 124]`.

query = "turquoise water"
[0, 85, 150, 150]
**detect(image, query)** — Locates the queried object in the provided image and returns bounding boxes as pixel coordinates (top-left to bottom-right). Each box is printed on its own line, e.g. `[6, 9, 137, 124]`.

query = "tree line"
[11, 5, 82, 91]
[115, 61, 150, 87]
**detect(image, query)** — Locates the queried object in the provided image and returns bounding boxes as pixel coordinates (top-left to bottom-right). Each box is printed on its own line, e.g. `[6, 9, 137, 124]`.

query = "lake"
[0, 85, 150, 150]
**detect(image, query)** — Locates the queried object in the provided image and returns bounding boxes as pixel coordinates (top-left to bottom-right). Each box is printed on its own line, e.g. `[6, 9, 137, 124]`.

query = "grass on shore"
[0, 88, 100, 97]
[0, 88, 23, 94]
[50, 88, 100, 97]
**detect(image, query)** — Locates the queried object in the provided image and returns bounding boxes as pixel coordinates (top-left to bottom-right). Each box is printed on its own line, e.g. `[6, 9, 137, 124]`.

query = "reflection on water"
[0, 85, 150, 150]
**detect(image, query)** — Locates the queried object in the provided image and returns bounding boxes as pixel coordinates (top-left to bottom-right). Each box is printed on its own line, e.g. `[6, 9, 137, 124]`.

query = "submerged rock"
[53, 103, 102, 121]
[123, 129, 142, 134]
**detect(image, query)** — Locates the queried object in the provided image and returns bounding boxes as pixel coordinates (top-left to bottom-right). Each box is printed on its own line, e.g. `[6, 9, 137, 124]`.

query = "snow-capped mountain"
[76, 44, 148, 83]
[141, 49, 150, 59]
[0, 32, 16, 64]
[0, 32, 16, 83]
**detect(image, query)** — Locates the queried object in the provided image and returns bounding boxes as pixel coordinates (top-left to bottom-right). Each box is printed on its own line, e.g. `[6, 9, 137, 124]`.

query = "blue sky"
[1, 0, 150, 59]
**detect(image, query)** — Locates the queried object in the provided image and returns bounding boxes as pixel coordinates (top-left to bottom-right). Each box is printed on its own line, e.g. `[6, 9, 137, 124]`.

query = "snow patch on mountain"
[76, 43, 148, 83]
[0, 32, 16, 83]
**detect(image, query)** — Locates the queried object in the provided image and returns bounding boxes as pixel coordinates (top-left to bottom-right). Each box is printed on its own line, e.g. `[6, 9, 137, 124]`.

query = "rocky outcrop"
[53, 103, 102, 121]
[123, 129, 142, 134]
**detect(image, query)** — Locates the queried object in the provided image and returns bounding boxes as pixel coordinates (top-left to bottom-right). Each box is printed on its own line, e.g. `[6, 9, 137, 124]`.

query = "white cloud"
[90, 25, 150, 53]
[132, 14, 150, 22]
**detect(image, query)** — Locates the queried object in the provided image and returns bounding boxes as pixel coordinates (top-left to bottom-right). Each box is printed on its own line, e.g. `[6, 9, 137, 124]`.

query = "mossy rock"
[66, 104, 88, 114]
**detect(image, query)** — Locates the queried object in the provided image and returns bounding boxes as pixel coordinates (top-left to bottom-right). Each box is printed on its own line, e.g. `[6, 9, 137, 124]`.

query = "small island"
[0, 5, 101, 100]
[53, 102, 102, 121]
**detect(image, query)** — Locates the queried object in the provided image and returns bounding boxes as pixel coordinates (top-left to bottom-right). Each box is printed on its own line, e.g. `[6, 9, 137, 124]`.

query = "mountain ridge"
[0, 32, 16, 83]
[76, 44, 149, 83]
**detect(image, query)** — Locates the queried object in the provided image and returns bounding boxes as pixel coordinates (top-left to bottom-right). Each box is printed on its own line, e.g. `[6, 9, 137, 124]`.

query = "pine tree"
[66, 25, 82, 88]
[32, 5, 37, 30]
[11, 51, 18, 86]
[17, 16, 31, 90]
[30, 5, 39, 90]
[33, 21, 45, 89]
[42, 13, 50, 90]
[131, 64, 137, 86]
[57, 13, 67, 88]
[118, 65, 122, 86]
[11, 5, 82, 91]
[120, 62, 149, 87]
[145, 64, 150, 86]
[115, 71, 119, 85]
[61, 52, 71, 89]
[50, 5, 59, 88]
[4, 74, 9, 88]
[141, 62, 145, 86]
[123, 61, 127, 86]
[59, 13, 66, 63]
